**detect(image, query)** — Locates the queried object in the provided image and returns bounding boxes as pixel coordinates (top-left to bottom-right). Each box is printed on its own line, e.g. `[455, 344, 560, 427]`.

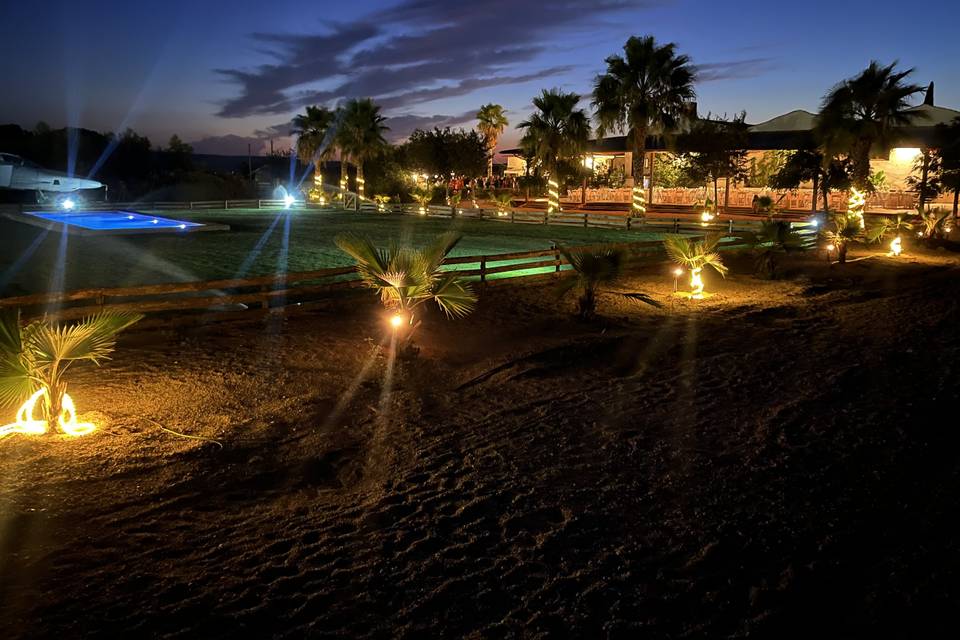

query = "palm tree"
[337, 98, 389, 198]
[518, 89, 591, 214]
[663, 234, 728, 298]
[743, 221, 806, 279]
[593, 35, 696, 216]
[556, 245, 660, 318]
[292, 105, 336, 190]
[0, 309, 142, 435]
[823, 212, 863, 264]
[815, 61, 924, 190]
[476, 104, 509, 179]
[334, 233, 476, 348]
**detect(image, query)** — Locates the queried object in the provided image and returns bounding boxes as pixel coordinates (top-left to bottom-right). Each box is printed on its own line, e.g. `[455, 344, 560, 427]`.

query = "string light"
[848, 187, 866, 228]
[547, 178, 560, 215]
[632, 186, 646, 216]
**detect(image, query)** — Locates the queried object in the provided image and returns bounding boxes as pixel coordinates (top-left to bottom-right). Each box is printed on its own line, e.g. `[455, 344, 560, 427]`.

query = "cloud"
[695, 57, 779, 82]
[382, 110, 477, 142]
[216, 0, 647, 118]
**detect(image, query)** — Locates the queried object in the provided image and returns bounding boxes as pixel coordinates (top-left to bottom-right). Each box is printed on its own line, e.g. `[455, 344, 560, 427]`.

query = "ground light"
[62, 197, 76, 211]
[890, 236, 903, 256]
[284, 194, 296, 209]
[0, 389, 95, 438]
[700, 211, 715, 226]
[389, 313, 405, 329]
[672, 267, 683, 292]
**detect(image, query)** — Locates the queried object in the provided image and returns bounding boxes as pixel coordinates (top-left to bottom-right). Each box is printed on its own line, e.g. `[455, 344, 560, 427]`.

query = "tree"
[555, 245, 659, 318]
[815, 61, 924, 190]
[293, 105, 336, 186]
[402, 128, 487, 185]
[338, 98, 389, 198]
[935, 116, 960, 219]
[676, 114, 749, 211]
[165, 134, 193, 174]
[593, 35, 696, 216]
[518, 89, 591, 213]
[0, 309, 142, 435]
[743, 221, 806, 279]
[476, 104, 508, 178]
[663, 234, 728, 298]
[334, 232, 476, 352]
[770, 149, 852, 212]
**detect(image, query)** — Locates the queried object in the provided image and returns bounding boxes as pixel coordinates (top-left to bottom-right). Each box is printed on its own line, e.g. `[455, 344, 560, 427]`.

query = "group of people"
[445, 174, 519, 195]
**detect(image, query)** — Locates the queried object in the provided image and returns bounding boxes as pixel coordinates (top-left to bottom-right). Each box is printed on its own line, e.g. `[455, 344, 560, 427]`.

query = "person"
[751, 194, 759, 214]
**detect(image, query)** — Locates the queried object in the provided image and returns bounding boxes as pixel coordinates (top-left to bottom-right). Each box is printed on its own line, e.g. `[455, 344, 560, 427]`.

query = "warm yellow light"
[890, 236, 902, 256]
[582, 155, 595, 169]
[690, 267, 704, 299]
[389, 313, 405, 329]
[673, 267, 683, 277]
[547, 178, 560, 214]
[890, 148, 922, 165]
[848, 187, 866, 228]
[826, 243, 836, 252]
[632, 186, 646, 215]
[419, 206, 426, 216]
[0, 389, 95, 439]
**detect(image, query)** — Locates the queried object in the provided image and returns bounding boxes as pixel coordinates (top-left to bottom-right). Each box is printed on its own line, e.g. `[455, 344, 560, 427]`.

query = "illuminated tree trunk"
[356, 160, 365, 198]
[340, 155, 349, 197]
[631, 128, 647, 217]
[919, 150, 930, 211]
[811, 172, 819, 212]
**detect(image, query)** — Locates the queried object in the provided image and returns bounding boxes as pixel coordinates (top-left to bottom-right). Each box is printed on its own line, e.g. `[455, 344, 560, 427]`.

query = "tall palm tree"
[815, 61, 924, 190]
[337, 98, 389, 198]
[518, 89, 591, 213]
[292, 105, 336, 188]
[593, 35, 697, 216]
[476, 104, 509, 179]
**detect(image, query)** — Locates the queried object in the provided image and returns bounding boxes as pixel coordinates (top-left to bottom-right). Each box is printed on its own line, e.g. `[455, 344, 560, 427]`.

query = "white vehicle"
[0, 153, 102, 200]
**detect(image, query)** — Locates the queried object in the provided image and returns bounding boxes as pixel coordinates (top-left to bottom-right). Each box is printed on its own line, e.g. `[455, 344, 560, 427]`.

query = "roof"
[748, 110, 817, 132]
[904, 103, 960, 127]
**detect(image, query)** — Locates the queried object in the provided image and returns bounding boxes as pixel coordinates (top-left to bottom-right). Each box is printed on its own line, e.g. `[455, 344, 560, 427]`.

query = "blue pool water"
[26, 210, 203, 231]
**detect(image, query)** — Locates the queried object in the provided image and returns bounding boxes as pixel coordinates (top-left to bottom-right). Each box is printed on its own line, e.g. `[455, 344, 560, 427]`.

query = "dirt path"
[2, 251, 959, 638]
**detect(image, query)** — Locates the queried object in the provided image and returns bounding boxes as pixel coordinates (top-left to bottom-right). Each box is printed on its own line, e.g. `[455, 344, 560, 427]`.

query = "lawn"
[0, 207, 673, 296]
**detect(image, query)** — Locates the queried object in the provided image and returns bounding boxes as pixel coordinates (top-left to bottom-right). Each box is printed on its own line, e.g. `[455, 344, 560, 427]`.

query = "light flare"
[0, 389, 95, 439]
[890, 236, 902, 256]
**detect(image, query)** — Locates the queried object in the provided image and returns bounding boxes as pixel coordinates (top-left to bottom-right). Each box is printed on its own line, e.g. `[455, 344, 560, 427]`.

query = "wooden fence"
[0, 222, 818, 321]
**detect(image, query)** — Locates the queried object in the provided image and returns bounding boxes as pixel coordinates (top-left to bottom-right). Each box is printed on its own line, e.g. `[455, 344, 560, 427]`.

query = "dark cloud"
[382, 110, 477, 142]
[217, 0, 647, 118]
[695, 57, 779, 82]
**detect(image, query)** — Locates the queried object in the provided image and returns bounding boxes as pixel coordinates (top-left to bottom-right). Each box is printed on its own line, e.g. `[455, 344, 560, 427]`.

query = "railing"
[0, 223, 818, 321]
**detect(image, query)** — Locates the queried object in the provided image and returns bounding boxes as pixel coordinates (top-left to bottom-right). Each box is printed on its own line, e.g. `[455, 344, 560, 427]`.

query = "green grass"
[0, 208, 674, 296]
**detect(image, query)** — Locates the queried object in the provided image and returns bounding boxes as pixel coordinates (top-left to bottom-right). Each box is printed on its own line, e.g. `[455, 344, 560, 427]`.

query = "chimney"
[924, 82, 935, 106]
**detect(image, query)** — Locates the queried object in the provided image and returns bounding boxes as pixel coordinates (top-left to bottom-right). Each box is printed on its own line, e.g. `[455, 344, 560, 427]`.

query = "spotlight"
[283, 194, 296, 209]
[62, 198, 76, 211]
[389, 313, 405, 329]
[672, 267, 683, 276]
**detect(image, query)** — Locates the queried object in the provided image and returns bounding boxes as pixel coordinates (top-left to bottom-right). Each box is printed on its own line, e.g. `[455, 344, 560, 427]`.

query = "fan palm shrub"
[556, 245, 660, 318]
[918, 207, 950, 241]
[866, 213, 913, 255]
[663, 234, 728, 298]
[743, 221, 805, 279]
[334, 232, 476, 347]
[823, 213, 863, 263]
[410, 185, 434, 214]
[0, 309, 142, 434]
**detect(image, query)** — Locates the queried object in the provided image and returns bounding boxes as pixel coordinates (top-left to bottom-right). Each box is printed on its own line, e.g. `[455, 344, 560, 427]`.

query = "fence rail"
[0, 222, 818, 321]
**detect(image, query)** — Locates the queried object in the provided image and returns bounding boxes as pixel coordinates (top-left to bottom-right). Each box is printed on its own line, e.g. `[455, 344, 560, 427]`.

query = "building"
[502, 84, 959, 210]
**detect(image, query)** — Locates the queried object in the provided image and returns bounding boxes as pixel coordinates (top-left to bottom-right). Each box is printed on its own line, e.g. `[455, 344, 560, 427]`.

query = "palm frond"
[431, 273, 476, 318]
[617, 292, 663, 307]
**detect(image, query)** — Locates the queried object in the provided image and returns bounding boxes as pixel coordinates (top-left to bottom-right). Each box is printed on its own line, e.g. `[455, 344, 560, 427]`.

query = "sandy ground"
[2, 245, 960, 638]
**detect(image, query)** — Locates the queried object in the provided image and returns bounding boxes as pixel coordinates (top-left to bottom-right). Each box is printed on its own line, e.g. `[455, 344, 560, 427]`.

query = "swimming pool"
[8, 210, 228, 235]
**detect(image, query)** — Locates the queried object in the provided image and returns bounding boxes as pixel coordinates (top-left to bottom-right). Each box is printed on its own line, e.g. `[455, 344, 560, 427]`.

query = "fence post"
[480, 257, 486, 285]
[554, 243, 561, 277]
[728, 218, 734, 234]
[260, 284, 270, 310]
[626, 216, 631, 230]
[189, 202, 194, 210]
[510, 210, 515, 224]
[674, 218, 679, 233]
[258, 200, 262, 209]
[583, 213, 589, 228]
[225, 200, 229, 210]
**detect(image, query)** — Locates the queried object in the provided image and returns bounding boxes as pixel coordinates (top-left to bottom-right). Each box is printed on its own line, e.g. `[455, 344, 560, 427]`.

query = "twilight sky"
[2, 0, 958, 156]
